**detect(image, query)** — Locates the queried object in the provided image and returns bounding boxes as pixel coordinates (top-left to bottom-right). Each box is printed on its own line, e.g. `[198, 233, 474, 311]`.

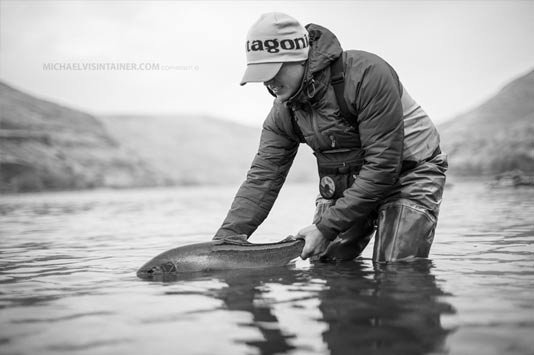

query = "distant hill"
[14, 64, 530, 192]
[0, 81, 161, 192]
[99, 114, 316, 185]
[0, 80, 316, 193]
[439, 69, 534, 176]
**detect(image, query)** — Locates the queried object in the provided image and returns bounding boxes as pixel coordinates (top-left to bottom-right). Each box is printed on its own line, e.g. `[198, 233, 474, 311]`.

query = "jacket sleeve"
[214, 104, 300, 239]
[315, 57, 404, 240]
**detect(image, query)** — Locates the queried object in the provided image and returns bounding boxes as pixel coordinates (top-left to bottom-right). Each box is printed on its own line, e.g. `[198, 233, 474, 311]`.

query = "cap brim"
[240, 62, 283, 86]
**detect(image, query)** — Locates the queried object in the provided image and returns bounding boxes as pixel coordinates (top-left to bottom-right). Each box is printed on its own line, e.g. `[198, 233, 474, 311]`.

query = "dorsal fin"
[221, 234, 252, 246]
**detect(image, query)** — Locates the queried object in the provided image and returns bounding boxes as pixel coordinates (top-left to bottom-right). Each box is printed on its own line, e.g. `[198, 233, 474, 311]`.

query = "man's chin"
[276, 94, 290, 103]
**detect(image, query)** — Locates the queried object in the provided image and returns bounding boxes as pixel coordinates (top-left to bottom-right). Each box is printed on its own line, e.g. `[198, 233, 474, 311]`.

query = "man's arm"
[315, 56, 404, 240]
[214, 105, 300, 239]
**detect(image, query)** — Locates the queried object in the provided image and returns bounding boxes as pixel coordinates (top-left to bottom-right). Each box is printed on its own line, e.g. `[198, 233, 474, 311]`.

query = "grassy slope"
[0, 81, 160, 192]
[438, 69, 534, 175]
[99, 114, 316, 185]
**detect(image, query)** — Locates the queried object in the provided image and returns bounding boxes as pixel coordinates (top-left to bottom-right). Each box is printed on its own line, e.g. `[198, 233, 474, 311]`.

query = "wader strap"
[331, 54, 358, 127]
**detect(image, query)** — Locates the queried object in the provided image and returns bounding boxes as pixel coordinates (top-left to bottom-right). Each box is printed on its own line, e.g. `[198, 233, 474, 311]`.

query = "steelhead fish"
[136, 235, 304, 279]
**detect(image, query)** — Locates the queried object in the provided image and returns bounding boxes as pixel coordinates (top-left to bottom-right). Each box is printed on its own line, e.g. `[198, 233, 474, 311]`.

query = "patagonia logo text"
[246, 35, 309, 53]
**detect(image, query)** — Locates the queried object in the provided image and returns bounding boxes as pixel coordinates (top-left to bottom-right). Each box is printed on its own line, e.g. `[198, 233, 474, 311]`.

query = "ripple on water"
[0, 182, 533, 355]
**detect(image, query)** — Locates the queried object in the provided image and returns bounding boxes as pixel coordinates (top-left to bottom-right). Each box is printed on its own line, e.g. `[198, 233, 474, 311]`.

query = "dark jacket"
[215, 23, 439, 241]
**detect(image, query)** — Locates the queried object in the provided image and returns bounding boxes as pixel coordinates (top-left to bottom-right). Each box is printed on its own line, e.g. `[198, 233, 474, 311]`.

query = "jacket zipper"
[310, 109, 332, 149]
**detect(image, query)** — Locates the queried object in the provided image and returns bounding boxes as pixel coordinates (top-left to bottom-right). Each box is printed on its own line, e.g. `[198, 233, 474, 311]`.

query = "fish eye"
[146, 266, 161, 275]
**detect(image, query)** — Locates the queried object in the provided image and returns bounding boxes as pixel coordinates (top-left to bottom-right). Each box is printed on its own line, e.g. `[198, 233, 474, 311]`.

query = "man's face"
[264, 61, 305, 102]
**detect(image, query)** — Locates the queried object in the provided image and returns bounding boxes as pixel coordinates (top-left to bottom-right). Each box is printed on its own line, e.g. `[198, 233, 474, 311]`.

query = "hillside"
[11, 64, 529, 192]
[439, 69, 534, 176]
[0, 80, 316, 193]
[99, 114, 316, 185]
[0, 81, 161, 192]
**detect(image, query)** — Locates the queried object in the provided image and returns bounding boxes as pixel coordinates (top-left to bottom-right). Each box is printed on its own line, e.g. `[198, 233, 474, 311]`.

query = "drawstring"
[307, 78, 316, 98]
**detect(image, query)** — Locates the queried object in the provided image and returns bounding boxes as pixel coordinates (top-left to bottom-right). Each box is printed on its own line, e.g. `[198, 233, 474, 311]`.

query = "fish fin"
[221, 234, 252, 245]
[280, 235, 297, 243]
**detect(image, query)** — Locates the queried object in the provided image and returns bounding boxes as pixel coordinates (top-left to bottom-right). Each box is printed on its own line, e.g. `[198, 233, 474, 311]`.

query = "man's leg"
[312, 196, 376, 261]
[373, 199, 437, 262]
[373, 153, 448, 262]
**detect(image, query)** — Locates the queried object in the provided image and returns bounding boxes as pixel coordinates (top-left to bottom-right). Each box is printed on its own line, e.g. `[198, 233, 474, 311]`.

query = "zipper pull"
[330, 135, 336, 148]
[307, 78, 316, 98]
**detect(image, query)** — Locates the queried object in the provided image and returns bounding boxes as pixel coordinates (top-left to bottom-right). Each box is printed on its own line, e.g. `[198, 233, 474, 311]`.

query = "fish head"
[137, 241, 216, 279]
[136, 256, 178, 279]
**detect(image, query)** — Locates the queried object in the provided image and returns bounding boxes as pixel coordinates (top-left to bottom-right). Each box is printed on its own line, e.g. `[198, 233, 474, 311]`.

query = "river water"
[0, 180, 533, 355]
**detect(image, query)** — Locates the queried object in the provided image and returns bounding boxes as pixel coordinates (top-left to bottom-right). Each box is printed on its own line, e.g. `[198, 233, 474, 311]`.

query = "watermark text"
[42, 62, 199, 71]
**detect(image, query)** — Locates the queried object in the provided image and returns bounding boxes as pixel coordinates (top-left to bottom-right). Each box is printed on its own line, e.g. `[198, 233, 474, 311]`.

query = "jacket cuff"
[212, 229, 234, 240]
[315, 222, 338, 241]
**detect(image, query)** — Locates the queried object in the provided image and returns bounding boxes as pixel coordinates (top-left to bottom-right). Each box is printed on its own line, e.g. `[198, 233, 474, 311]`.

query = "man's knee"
[312, 196, 377, 261]
[321, 217, 376, 261]
[312, 196, 335, 225]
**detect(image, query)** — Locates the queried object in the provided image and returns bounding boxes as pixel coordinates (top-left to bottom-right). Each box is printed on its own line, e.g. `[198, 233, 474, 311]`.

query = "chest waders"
[314, 54, 448, 263]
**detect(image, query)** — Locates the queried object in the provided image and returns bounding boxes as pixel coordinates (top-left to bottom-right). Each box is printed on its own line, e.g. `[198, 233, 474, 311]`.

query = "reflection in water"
[317, 260, 454, 355]
[160, 267, 303, 355]
[216, 269, 299, 355]
[168, 259, 455, 355]
[1, 182, 531, 354]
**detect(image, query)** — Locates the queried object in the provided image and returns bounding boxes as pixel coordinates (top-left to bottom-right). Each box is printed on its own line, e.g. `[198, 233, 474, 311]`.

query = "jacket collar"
[282, 23, 344, 110]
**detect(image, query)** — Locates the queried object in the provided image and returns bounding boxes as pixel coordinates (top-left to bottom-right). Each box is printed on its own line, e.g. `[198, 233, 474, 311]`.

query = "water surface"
[1, 181, 533, 355]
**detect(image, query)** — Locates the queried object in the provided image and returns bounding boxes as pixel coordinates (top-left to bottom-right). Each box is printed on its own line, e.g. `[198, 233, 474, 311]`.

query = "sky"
[0, 0, 533, 127]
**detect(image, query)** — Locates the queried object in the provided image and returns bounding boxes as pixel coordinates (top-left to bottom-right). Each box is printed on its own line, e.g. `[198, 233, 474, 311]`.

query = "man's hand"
[296, 224, 330, 259]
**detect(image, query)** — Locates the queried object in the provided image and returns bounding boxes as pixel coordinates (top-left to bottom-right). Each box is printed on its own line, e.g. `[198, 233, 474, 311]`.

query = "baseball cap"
[240, 12, 309, 86]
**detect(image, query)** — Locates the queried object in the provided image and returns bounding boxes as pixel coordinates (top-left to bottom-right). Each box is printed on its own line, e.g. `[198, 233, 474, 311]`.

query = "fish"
[136, 235, 304, 279]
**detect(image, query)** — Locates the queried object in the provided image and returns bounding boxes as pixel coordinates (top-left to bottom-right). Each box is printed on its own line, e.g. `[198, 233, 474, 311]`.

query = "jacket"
[214, 23, 440, 241]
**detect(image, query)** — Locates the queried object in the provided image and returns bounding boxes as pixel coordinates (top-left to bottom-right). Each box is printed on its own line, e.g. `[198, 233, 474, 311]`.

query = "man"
[214, 12, 447, 262]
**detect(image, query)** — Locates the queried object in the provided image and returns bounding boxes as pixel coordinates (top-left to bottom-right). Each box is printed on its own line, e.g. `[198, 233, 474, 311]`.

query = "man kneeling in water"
[214, 12, 447, 262]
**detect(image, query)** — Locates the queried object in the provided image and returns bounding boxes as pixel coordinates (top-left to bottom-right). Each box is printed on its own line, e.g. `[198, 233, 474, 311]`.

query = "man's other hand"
[296, 224, 330, 259]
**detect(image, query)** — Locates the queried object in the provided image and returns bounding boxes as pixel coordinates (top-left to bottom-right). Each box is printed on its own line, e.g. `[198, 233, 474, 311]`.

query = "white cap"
[240, 12, 309, 86]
